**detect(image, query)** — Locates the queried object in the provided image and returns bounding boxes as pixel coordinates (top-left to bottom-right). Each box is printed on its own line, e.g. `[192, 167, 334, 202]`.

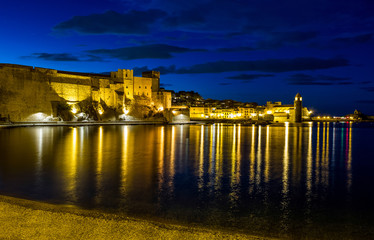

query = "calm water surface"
[1, 123, 374, 238]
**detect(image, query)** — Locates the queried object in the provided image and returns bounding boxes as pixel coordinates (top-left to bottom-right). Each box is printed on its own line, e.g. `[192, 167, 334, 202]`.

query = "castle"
[0, 64, 171, 122]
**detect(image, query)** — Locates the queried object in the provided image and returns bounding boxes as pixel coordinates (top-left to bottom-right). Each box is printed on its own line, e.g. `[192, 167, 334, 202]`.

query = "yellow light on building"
[71, 108, 77, 114]
[98, 109, 103, 115]
[201, 114, 204, 117]
[237, 113, 242, 117]
[266, 110, 272, 114]
[172, 110, 177, 115]
[158, 107, 164, 111]
[285, 110, 290, 114]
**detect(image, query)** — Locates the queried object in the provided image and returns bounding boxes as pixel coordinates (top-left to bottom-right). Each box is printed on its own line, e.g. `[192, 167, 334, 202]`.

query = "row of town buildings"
[188, 93, 311, 122]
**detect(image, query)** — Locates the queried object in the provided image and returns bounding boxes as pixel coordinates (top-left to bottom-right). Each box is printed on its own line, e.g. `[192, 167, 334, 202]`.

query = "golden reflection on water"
[65, 127, 78, 201]
[13, 123, 359, 213]
[281, 123, 290, 230]
[121, 126, 129, 198]
[315, 123, 320, 186]
[169, 126, 176, 193]
[249, 125, 256, 194]
[256, 125, 262, 187]
[264, 126, 270, 184]
[198, 125, 204, 190]
[347, 123, 352, 192]
[215, 124, 222, 191]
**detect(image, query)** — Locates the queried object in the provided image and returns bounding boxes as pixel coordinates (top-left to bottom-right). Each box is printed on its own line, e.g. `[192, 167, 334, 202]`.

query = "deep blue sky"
[1, 0, 374, 115]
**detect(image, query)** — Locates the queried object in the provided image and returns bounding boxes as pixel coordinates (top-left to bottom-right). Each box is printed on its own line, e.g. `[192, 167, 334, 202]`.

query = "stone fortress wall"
[0, 63, 171, 122]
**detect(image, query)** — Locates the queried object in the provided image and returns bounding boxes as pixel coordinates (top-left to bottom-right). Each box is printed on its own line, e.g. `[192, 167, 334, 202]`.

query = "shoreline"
[1, 119, 371, 129]
[0, 194, 271, 239]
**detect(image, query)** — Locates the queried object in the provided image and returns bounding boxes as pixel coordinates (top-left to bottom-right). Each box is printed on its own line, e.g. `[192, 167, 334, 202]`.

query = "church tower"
[294, 93, 302, 122]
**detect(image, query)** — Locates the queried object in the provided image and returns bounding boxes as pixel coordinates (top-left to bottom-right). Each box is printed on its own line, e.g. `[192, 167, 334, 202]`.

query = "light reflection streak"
[281, 122, 290, 231]
[322, 123, 330, 188]
[347, 123, 352, 193]
[315, 123, 320, 186]
[198, 125, 204, 190]
[264, 126, 270, 184]
[35, 128, 43, 187]
[256, 125, 262, 187]
[321, 122, 326, 187]
[157, 126, 164, 196]
[249, 125, 256, 194]
[332, 124, 336, 176]
[120, 126, 129, 199]
[67, 127, 78, 201]
[305, 123, 313, 222]
[96, 127, 103, 203]
[169, 126, 176, 193]
[208, 124, 216, 189]
[231, 124, 237, 185]
[215, 123, 222, 191]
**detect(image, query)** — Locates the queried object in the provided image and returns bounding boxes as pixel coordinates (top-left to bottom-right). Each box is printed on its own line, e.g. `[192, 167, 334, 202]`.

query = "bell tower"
[294, 93, 302, 122]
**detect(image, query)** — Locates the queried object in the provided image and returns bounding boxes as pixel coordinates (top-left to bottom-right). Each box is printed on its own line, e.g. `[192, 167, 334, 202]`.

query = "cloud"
[356, 100, 374, 104]
[361, 86, 374, 92]
[160, 83, 173, 87]
[256, 31, 318, 49]
[333, 33, 372, 44]
[53, 10, 166, 35]
[175, 57, 349, 74]
[216, 46, 254, 52]
[163, 8, 205, 27]
[133, 57, 349, 75]
[287, 73, 352, 85]
[133, 65, 177, 76]
[24, 53, 80, 61]
[87, 44, 206, 60]
[226, 74, 274, 81]
[22, 53, 105, 62]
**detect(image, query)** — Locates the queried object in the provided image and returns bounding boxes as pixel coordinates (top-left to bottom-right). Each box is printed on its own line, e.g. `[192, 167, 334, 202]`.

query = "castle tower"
[294, 93, 302, 122]
[142, 71, 160, 92]
[115, 69, 134, 100]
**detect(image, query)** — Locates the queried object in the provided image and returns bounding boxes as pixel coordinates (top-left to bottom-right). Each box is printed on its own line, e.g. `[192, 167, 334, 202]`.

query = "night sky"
[1, 0, 373, 115]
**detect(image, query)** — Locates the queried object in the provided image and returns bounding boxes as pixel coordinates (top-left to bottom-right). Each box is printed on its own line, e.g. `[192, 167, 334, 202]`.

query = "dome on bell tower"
[295, 93, 302, 101]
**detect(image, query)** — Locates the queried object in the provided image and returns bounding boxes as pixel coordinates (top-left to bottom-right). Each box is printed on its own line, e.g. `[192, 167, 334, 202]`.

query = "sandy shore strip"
[0, 195, 273, 239]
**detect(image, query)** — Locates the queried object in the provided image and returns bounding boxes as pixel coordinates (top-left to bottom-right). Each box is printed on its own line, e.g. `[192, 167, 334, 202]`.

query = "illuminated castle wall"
[0, 64, 171, 122]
